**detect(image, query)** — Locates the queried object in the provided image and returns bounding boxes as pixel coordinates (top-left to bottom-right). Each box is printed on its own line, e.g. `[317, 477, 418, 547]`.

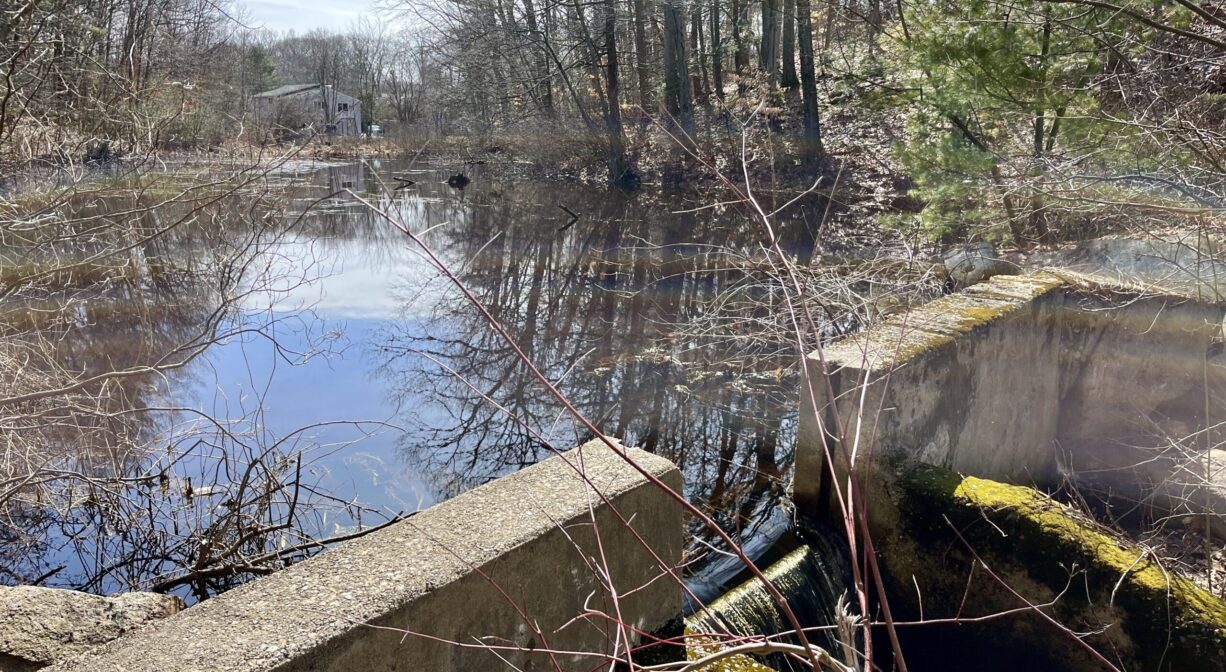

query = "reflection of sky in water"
[239, 234, 440, 320]
[194, 193, 450, 526]
[195, 318, 437, 524]
[137, 159, 806, 592]
[249, 161, 796, 510]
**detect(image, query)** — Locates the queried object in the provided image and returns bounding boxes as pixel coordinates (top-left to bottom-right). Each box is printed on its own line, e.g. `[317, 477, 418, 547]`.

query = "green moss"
[680, 635, 775, 672]
[894, 464, 1226, 670]
[868, 332, 958, 369]
[952, 304, 1016, 323]
[953, 476, 1226, 632]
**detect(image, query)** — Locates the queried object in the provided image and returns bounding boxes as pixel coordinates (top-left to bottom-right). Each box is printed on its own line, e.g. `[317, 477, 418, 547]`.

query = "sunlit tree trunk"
[709, 0, 724, 99]
[1029, 12, 1053, 243]
[731, 0, 748, 80]
[604, 0, 632, 185]
[632, 0, 654, 111]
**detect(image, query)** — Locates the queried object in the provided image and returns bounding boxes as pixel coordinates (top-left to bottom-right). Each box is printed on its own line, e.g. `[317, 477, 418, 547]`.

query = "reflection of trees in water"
[2, 161, 940, 592]
[373, 175, 814, 547]
[1, 192, 249, 582]
[1, 180, 388, 598]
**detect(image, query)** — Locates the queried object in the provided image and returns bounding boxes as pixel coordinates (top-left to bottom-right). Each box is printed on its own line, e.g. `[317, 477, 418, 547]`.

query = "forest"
[3, 0, 1224, 246]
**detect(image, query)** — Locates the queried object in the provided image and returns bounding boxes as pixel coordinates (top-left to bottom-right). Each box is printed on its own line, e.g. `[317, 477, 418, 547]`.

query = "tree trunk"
[781, 0, 798, 89]
[699, 11, 711, 98]
[760, 0, 779, 83]
[731, 0, 748, 78]
[631, 0, 654, 111]
[603, 0, 632, 186]
[709, 0, 724, 98]
[692, 6, 711, 102]
[795, 0, 823, 164]
[571, 0, 610, 119]
[1029, 13, 1053, 244]
[663, 0, 694, 135]
[522, 0, 556, 118]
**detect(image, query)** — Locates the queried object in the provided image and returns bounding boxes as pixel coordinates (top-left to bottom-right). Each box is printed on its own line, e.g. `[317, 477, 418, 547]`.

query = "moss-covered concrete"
[818, 272, 1068, 372]
[795, 271, 1226, 668]
[875, 463, 1226, 671]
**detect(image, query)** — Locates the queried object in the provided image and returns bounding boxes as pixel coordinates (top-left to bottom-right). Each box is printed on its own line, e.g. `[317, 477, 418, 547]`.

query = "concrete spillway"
[796, 271, 1226, 526]
[793, 270, 1226, 671]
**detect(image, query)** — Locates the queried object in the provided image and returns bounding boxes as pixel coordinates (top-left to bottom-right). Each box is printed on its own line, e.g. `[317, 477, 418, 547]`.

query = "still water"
[3, 158, 842, 597]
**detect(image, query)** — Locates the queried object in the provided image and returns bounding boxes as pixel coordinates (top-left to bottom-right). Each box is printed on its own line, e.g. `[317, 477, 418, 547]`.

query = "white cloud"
[242, 233, 445, 320]
[240, 0, 371, 32]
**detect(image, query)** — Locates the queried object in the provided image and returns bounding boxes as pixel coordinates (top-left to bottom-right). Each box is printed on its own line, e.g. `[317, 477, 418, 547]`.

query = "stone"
[942, 241, 1018, 287]
[0, 586, 184, 671]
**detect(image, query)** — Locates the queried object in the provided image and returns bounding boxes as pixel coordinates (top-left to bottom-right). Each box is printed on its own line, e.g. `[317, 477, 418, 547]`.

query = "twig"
[557, 204, 581, 231]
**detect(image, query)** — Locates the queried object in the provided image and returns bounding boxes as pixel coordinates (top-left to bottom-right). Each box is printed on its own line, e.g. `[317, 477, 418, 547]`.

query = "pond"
[1, 158, 876, 600]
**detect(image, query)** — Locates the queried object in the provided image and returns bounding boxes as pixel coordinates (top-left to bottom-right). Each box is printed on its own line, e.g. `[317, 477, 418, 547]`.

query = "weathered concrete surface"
[1026, 236, 1226, 299]
[796, 273, 1067, 510]
[796, 272, 1226, 522]
[0, 587, 183, 672]
[48, 440, 684, 672]
[872, 462, 1226, 672]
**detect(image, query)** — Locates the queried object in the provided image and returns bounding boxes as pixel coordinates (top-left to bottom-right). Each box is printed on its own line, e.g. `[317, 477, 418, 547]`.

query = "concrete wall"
[796, 272, 1226, 518]
[873, 464, 1226, 672]
[49, 440, 683, 672]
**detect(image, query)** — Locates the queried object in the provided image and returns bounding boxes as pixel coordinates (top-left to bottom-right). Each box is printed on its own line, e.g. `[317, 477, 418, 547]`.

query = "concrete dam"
[796, 270, 1226, 670]
[12, 271, 1226, 672]
[796, 271, 1226, 525]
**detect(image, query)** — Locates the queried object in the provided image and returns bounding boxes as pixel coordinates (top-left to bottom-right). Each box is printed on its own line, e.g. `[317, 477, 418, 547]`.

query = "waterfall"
[685, 522, 855, 671]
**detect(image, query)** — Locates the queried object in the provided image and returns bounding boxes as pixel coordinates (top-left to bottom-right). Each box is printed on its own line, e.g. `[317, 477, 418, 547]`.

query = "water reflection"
[1, 185, 298, 590]
[195, 158, 817, 557]
[4, 157, 873, 595]
[0, 175, 405, 597]
[354, 163, 812, 547]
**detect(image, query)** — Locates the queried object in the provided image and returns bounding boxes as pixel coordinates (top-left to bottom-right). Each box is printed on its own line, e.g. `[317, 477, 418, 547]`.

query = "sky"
[240, 0, 374, 33]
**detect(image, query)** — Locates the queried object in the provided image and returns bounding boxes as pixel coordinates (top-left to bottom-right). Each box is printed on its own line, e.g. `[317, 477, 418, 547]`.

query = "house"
[255, 84, 363, 137]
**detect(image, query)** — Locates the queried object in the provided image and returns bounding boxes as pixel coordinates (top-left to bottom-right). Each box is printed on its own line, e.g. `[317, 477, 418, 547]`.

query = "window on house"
[338, 102, 350, 112]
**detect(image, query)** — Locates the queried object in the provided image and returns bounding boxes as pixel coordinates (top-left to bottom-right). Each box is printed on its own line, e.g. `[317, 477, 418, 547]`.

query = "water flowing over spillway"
[686, 522, 855, 671]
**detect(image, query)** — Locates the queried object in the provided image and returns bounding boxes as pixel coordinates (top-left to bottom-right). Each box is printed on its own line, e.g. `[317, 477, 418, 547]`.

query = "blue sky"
[241, 0, 373, 32]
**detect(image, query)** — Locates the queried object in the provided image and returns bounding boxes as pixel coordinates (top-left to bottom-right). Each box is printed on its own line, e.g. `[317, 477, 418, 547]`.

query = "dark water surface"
[5, 158, 838, 596]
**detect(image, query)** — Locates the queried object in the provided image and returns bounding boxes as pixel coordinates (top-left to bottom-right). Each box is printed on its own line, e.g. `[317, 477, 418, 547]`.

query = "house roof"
[254, 83, 322, 98]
